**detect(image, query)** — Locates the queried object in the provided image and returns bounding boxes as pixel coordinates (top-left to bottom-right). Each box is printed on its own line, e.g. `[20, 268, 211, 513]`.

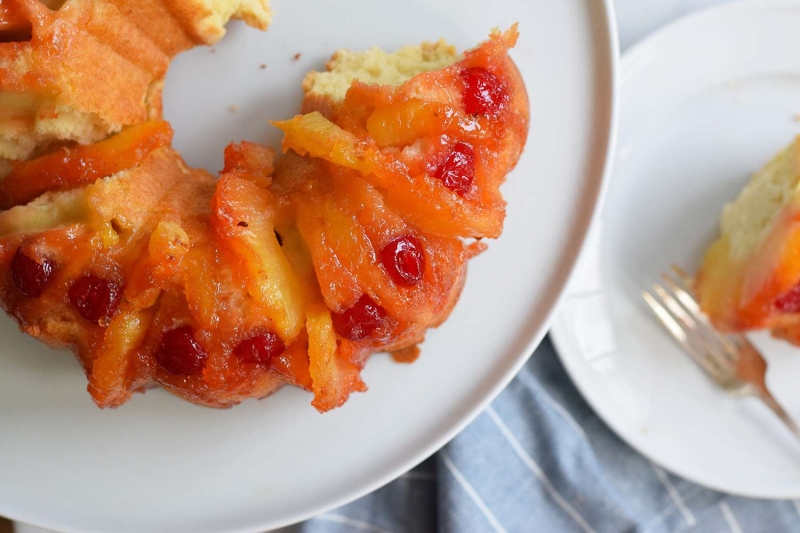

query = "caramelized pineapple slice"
[211, 175, 307, 342]
[275, 110, 504, 239]
[306, 302, 366, 411]
[0, 121, 173, 209]
[222, 141, 276, 189]
[88, 307, 154, 408]
[293, 167, 466, 326]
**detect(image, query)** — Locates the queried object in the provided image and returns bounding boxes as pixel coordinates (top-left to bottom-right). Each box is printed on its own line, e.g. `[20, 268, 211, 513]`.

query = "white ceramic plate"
[0, 1, 617, 531]
[551, 0, 800, 500]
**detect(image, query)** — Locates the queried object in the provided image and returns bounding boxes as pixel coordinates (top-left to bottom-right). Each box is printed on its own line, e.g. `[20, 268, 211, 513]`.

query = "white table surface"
[8, 1, 734, 532]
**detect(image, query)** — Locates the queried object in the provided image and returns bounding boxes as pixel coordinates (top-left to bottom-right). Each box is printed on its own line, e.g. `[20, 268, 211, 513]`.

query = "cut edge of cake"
[301, 39, 461, 116]
[720, 136, 800, 263]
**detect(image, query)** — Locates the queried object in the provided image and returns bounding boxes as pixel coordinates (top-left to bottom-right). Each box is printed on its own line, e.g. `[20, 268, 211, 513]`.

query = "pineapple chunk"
[274, 113, 380, 178]
[148, 221, 190, 267]
[88, 308, 153, 408]
[0, 120, 173, 209]
[221, 141, 275, 189]
[366, 99, 450, 148]
[305, 303, 365, 411]
[211, 175, 307, 341]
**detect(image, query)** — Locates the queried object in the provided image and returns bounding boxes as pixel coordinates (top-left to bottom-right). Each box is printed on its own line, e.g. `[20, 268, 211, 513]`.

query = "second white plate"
[552, 0, 800, 499]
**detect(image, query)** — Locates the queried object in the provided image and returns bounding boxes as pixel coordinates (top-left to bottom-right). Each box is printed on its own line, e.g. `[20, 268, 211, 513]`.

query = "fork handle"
[758, 390, 800, 441]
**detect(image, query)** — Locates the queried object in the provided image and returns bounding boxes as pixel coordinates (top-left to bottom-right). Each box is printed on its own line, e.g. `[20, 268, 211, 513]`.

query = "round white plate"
[0, 1, 617, 531]
[552, 0, 800, 500]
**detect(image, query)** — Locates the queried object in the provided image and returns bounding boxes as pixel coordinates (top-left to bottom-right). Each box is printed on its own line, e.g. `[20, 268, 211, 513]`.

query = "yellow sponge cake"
[696, 136, 800, 343]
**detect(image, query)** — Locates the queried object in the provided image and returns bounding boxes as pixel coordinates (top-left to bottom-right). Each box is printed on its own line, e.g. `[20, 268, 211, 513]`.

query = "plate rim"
[551, 0, 800, 500]
[0, 1, 620, 530]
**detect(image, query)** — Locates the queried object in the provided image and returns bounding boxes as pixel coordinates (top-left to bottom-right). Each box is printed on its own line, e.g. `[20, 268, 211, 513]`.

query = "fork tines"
[642, 265, 800, 440]
[641, 265, 740, 387]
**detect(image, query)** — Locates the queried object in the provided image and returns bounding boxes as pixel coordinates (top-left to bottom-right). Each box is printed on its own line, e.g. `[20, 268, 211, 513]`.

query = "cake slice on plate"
[696, 136, 800, 344]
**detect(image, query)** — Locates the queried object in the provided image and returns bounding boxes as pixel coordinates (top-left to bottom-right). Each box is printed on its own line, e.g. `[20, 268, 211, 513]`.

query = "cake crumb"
[228, 104, 238, 112]
[210, 47, 216, 54]
[794, 113, 800, 123]
[260, 63, 267, 70]
[293, 52, 302, 61]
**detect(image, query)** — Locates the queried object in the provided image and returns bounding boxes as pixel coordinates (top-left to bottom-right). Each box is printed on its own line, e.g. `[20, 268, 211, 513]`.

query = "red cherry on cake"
[381, 236, 425, 286]
[775, 284, 800, 313]
[234, 332, 286, 365]
[460, 66, 508, 116]
[331, 295, 388, 340]
[69, 275, 122, 324]
[11, 248, 54, 298]
[435, 142, 475, 196]
[155, 326, 207, 376]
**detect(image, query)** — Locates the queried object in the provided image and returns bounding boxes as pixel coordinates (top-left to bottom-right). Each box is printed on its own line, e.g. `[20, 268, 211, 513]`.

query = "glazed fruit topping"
[381, 236, 425, 286]
[155, 326, 208, 376]
[460, 67, 509, 116]
[775, 284, 800, 313]
[331, 294, 388, 341]
[0, 121, 173, 210]
[69, 275, 122, 324]
[11, 248, 54, 298]
[234, 332, 286, 365]
[435, 142, 475, 196]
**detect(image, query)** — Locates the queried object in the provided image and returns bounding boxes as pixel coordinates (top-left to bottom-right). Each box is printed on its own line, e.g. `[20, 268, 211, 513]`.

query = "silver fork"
[642, 265, 800, 441]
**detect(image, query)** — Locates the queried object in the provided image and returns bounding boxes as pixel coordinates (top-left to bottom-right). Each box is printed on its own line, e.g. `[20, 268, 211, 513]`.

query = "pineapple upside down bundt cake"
[696, 137, 800, 345]
[0, 22, 529, 411]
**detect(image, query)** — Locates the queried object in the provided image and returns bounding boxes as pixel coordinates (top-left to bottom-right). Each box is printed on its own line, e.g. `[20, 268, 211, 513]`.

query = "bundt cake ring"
[0, 1, 529, 411]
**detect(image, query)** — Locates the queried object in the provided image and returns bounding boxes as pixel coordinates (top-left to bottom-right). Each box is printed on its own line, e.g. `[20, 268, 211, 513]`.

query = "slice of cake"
[696, 136, 800, 342]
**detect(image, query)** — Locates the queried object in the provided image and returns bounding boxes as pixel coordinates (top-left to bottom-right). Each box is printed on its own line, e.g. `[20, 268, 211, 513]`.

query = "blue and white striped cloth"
[283, 337, 800, 533]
